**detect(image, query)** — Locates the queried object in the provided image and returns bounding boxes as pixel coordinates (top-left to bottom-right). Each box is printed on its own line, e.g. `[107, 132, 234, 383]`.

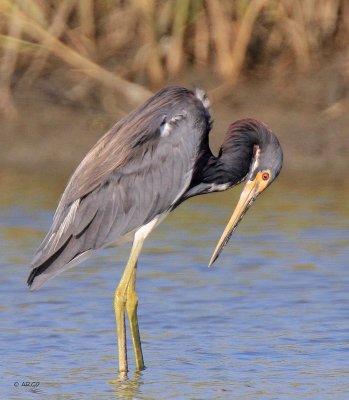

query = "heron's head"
[209, 119, 283, 266]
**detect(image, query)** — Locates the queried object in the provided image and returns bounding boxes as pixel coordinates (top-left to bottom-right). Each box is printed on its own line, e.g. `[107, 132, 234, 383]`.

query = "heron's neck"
[183, 148, 253, 200]
[182, 121, 266, 200]
[202, 153, 250, 187]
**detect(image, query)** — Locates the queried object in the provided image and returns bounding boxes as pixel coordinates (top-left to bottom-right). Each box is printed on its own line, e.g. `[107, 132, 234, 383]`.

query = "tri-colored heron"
[27, 86, 283, 373]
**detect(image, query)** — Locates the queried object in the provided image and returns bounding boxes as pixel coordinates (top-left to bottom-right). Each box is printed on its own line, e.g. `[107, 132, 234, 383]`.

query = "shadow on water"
[1, 170, 349, 399]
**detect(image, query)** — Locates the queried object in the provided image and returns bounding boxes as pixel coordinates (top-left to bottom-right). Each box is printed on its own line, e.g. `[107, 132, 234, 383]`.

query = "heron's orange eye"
[262, 172, 270, 180]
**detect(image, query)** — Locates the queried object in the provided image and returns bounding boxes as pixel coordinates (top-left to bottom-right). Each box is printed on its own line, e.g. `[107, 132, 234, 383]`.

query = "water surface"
[1, 173, 348, 399]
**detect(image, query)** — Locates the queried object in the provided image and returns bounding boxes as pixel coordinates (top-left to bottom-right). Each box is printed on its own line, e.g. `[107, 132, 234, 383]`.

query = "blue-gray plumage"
[27, 86, 283, 374]
[28, 87, 209, 289]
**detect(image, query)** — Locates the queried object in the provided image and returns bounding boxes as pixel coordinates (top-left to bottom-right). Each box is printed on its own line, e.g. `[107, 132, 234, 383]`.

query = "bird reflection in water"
[109, 371, 143, 399]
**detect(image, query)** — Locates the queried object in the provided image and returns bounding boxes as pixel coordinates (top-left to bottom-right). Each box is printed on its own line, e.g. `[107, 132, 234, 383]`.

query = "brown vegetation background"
[1, 0, 349, 176]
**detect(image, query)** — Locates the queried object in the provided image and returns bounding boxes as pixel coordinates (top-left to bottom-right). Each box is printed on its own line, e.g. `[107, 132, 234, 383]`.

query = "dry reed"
[0, 0, 347, 116]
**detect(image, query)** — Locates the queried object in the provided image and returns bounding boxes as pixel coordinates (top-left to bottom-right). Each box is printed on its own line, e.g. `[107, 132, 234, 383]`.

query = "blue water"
[1, 174, 349, 399]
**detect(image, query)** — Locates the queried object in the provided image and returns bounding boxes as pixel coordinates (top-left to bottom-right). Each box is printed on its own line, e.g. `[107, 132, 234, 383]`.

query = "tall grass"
[0, 0, 347, 116]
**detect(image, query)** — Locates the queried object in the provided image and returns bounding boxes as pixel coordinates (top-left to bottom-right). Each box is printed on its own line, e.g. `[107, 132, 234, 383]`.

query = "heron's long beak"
[209, 171, 270, 267]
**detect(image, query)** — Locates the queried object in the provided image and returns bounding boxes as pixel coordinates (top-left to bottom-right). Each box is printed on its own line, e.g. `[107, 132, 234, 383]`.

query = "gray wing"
[28, 86, 211, 290]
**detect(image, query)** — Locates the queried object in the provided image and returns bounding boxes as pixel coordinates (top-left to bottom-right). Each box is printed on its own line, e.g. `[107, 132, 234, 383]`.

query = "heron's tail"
[27, 236, 93, 291]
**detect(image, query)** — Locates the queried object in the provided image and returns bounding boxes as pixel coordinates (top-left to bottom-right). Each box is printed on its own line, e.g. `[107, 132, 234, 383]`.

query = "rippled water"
[1, 173, 349, 399]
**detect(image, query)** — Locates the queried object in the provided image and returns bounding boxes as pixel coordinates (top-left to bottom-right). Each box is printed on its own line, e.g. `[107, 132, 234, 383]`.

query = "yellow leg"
[114, 288, 127, 373]
[114, 237, 145, 374]
[126, 262, 145, 371]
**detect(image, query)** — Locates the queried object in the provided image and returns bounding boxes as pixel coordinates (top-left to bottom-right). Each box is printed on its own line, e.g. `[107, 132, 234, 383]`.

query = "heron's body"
[28, 86, 283, 374]
[29, 87, 208, 289]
